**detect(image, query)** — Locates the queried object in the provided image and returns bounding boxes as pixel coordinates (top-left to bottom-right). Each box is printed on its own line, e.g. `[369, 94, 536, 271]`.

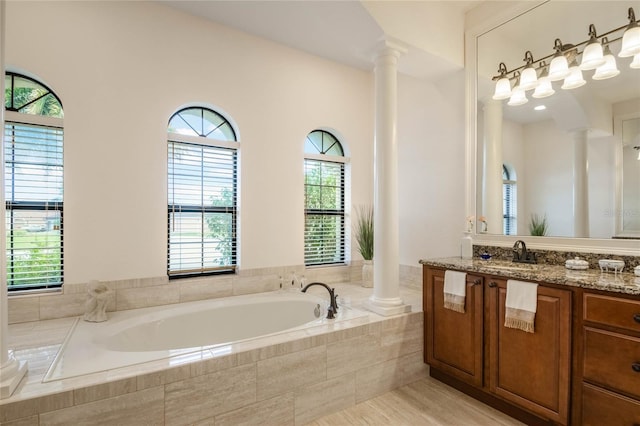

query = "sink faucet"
[301, 282, 338, 319]
[512, 240, 537, 264]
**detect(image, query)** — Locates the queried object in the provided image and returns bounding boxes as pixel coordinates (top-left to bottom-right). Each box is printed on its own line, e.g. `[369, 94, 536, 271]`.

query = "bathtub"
[44, 291, 366, 382]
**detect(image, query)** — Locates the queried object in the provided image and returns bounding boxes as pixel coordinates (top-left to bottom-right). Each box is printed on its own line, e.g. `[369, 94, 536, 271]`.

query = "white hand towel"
[505, 279, 538, 333]
[443, 270, 467, 313]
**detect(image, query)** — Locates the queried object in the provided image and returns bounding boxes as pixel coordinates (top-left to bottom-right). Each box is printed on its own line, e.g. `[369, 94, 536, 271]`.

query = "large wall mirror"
[466, 0, 640, 254]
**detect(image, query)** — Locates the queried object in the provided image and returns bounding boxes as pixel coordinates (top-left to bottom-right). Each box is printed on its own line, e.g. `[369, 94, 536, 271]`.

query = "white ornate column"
[482, 100, 504, 234]
[0, 0, 28, 399]
[573, 129, 589, 237]
[364, 39, 410, 316]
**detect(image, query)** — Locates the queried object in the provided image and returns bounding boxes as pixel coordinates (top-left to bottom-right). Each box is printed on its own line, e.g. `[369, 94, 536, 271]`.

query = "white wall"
[5, 1, 375, 283]
[397, 71, 466, 264]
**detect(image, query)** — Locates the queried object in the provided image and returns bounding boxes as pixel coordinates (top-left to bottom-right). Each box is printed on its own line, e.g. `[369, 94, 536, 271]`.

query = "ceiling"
[160, 0, 479, 80]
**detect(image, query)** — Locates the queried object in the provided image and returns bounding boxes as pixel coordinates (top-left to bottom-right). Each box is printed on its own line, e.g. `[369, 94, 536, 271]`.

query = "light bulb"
[508, 87, 528, 106]
[593, 44, 620, 79]
[580, 39, 605, 70]
[492, 77, 512, 100]
[548, 53, 570, 81]
[562, 60, 586, 90]
[619, 8, 640, 57]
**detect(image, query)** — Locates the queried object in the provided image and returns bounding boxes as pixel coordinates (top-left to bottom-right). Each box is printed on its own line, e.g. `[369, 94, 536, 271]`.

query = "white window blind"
[5, 122, 64, 290]
[503, 165, 517, 235]
[168, 141, 237, 276]
[304, 158, 345, 266]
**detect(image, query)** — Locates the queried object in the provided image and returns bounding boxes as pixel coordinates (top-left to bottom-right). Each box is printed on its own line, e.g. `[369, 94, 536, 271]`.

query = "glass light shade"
[631, 53, 640, 69]
[580, 40, 606, 70]
[507, 87, 528, 106]
[548, 54, 570, 81]
[619, 24, 640, 57]
[532, 76, 554, 98]
[519, 66, 538, 90]
[592, 53, 620, 80]
[561, 66, 586, 90]
[492, 77, 512, 100]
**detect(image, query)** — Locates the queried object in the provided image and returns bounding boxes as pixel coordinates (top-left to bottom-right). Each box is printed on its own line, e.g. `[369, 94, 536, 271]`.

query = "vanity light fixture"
[562, 57, 586, 90]
[580, 24, 606, 70]
[548, 39, 571, 81]
[492, 62, 513, 100]
[532, 61, 555, 98]
[519, 51, 539, 90]
[507, 72, 528, 106]
[619, 7, 640, 57]
[593, 38, 620, 80]
[492, 7, 640, 106]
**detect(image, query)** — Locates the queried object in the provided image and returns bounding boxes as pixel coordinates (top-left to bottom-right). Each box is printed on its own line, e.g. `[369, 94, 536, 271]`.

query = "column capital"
[375, 37, 408, 62]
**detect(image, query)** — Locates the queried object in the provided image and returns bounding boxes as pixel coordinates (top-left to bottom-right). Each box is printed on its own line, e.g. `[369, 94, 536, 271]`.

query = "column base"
[0, 352, 28, 399]
[364, 296, 411, 316]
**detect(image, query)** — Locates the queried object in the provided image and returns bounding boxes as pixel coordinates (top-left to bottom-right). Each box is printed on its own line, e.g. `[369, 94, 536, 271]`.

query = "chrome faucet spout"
[301, 282, 338, 319]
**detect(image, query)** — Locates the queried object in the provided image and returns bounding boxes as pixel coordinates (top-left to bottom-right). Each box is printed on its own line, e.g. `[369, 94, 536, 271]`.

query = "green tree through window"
[304, 130, 346, 266]
[4, 72, 64, 291]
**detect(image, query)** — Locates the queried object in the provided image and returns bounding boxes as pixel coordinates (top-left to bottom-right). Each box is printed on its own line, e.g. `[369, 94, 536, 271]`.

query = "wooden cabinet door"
[425, 267, 484, 387]
[488, 279, 571, 425]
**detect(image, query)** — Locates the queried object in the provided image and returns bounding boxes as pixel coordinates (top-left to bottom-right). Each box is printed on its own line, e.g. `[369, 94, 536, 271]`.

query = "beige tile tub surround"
[7, 264, 363, 325]
[1, 284, 425, 425]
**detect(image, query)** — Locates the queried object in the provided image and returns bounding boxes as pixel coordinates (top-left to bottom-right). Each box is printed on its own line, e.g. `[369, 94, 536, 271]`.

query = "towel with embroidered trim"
[504, 279, 538, 333]
[443, 270, 467, 313]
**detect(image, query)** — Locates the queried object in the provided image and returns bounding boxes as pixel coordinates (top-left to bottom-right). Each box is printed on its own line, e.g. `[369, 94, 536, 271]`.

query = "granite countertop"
[420, 257, 640, 296]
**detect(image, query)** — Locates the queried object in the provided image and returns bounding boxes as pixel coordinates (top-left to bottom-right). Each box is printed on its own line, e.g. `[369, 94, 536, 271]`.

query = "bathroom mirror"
[474, 1, 640, 240]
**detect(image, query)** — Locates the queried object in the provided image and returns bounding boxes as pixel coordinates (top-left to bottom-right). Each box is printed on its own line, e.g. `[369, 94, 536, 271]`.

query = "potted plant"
[529, 213, 548, 236]
[354, 205, 374, 287]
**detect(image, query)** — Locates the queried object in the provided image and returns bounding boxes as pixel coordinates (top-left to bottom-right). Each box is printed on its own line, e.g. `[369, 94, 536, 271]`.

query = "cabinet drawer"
[582, 383, 640, 426]
[584, 327, 640, 399]
[584, 293, 640, 333]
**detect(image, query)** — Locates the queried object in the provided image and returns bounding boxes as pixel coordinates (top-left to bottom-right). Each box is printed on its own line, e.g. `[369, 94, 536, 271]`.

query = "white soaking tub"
[44, 291, 364, 382]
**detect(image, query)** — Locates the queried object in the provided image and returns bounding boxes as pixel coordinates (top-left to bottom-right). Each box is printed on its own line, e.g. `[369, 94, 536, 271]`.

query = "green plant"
[529, 213, 548, 236]
[354, 205, 374, 260]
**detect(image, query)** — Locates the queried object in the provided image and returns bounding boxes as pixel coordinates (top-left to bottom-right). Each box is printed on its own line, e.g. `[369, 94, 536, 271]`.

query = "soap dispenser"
[461, 233, 473, 259]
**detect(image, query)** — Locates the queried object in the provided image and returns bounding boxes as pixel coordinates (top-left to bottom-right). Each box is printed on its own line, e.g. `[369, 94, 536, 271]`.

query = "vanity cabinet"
[581, 293, 640, 426]
[424, 267, 572, 425]
[424, 270, 484, 387]
[487, 278, 571, 425]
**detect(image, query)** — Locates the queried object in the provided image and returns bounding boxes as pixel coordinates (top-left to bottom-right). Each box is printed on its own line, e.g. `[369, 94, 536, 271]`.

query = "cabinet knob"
[634, 313, 640, 324]
[633, 363, 640, 373]
[473, 279, 481, 285]
[489, 282, 497, 288]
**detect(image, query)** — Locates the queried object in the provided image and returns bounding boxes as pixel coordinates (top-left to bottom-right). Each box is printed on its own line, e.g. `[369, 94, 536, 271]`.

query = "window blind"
[168, 141, 237, 277]
[5, 122, 64, 290]
[304, 158, 345, 266]
[503, 180, 517, 235]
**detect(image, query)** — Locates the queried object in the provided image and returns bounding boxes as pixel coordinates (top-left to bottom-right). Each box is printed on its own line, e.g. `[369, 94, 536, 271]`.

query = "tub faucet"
[512, 240, 537, 264]
[301, 282, 338, 319]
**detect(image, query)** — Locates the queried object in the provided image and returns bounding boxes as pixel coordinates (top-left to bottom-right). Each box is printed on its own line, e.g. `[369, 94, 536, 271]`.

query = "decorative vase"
[362, 260, 373, 288]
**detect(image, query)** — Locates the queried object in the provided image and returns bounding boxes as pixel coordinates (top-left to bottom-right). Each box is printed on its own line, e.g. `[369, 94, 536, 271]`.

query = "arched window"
[304, 130, 346, 266]
[503, 164, 517, 235]
[167, 106, 238, 277]
[4, 72, 64, 291]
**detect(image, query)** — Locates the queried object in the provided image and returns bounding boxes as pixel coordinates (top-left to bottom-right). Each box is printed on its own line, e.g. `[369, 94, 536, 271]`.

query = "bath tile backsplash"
[7, 263, 365, 324]
[115, 283, 180, 311]
[7, 296, 39, 324]
[473, 245, 639, 270]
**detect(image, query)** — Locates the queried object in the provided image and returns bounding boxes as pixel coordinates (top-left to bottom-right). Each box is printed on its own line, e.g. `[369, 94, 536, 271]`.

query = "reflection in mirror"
[476, 1, 640, 239]
[621, 116, 640, 236]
